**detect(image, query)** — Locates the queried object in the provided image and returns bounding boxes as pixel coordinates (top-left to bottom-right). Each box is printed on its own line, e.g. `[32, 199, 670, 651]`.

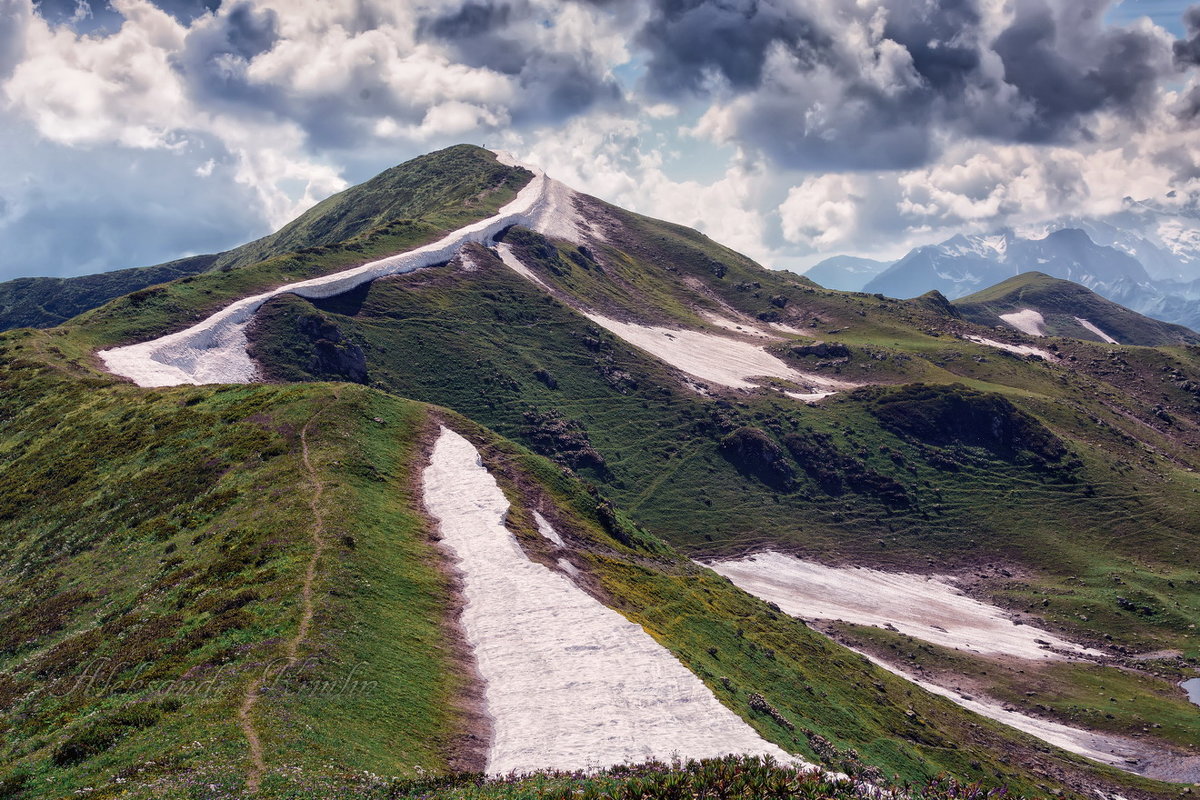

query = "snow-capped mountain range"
[808, 202, 1200, 331]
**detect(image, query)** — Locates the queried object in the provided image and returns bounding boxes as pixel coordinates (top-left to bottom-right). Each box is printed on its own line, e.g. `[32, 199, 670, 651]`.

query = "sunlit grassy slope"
[4, 145, 1199, 798]
[1, 330, 1186, 800]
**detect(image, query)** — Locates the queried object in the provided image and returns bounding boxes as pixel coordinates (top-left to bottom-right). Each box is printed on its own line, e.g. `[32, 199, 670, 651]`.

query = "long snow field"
[854, 650, 1147, 770]
[422, 427, 798, 775]
[706, 552, 1198, 776]
[99, 153, 579, 387]
[1075, 317, 1120, 344]
[962, 334, 1055, 360]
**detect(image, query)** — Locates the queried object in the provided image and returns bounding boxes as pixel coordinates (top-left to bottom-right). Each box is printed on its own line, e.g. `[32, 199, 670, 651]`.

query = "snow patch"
[423, 427, 797, 775]
[491, 151, 596, 244]
[708, 552, 1100, 660]
[855, 650, 1143, 770]
[1074, 317, 1119, 344]
[583, 312, 848, 392]
[962, 335, 1054, 360]
[710, 552, 1185, 777]
[998, 308, 1046, 336]
[700, 311, 771, 338]
[785, 390, 837, 404]
[978, 234, 1008, 256]
[99, 154, 578, 387]
[493, 221, 847, 395]
[533, 510, 566, 547]
[495, 243, 551, 290]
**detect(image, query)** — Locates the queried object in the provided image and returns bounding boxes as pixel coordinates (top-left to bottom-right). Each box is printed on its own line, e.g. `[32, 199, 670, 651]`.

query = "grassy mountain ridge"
[206, 144, 530, 273]
[954, 272, 1200, 345]
[48, 152, 528, 360]
[0, 145, 530, 334]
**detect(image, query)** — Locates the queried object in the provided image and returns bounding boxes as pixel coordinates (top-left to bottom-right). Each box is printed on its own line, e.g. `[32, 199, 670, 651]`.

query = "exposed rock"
[790, 341, 851, 359]
[521, 408, 606, 471]
[720, 427, 795, 490]
[297, 313, 368, 384]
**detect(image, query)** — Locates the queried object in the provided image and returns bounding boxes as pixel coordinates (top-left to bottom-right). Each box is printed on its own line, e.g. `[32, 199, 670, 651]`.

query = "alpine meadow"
[3, 2, 1200, 800]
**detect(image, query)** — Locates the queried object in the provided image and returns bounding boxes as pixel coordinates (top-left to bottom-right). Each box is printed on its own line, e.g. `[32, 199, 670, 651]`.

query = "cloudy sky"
[1, 0, 1199, 280]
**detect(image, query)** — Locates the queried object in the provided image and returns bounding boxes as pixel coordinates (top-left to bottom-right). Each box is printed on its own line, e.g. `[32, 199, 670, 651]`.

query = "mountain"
[1066, 199, 1200, 283]
[802, 255, 894, 291]
[3, 146, 1200, 799]
[0, 144, 529, 332]
[954, 272, 1200, 346]
[0, 253, 218, 331]
[859, 221, 1200, 332]
[863, 228, 1155, 301]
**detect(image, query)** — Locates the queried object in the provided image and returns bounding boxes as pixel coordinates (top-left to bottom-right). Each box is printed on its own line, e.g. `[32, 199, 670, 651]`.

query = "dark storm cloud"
[991, 0, 1166, 138]
[174, 1, 278, 103]
[625, 0, 1180, 169]
[636, 0, 830, 94]
[416, 0, 623, 125]
[1174, 84, 1200, 123]
[882, 0, 981, 93]
[1175, 5, 1200, 65]
[422, 0, 515, 41]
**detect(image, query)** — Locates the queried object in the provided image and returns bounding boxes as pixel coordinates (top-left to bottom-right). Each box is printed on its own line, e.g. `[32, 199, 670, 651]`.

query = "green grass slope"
[0, 332, 480, 798]
[237, 214, 1200, 773]
[0, 332, 1184, 800]
[10, 147, 1200, 796]
[954, 272, 1200, 345]
[241, 228, 1200, 654]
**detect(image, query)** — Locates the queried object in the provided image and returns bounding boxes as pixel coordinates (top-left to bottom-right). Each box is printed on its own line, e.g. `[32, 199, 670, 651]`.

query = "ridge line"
[239, 397, 334, 794]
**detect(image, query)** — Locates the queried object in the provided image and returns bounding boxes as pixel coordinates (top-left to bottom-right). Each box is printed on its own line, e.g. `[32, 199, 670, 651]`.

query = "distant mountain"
[1065, 199, 1200, 283]
[0, 253, 217, 331]
[861, 225, 1200, 331]
[802, 254, 893, 291]
[954, 272, 1200, 346]
[864, 228, 1151, 300]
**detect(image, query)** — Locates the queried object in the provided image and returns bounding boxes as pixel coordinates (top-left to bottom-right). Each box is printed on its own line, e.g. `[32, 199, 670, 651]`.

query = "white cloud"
[779, 174, 865, 250]
[0, 0, 1197, 281]
[6, 0, 188, 148]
